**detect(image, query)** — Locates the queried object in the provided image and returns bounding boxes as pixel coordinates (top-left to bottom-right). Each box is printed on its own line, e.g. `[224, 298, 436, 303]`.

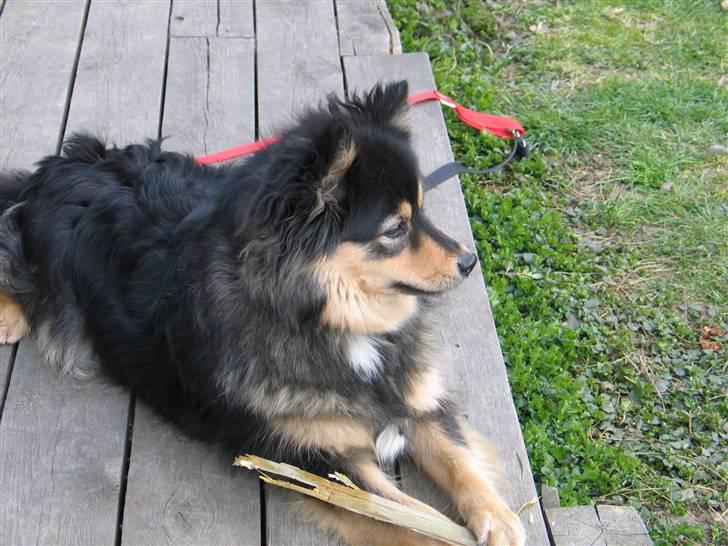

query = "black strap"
[422, 135, 529, 192]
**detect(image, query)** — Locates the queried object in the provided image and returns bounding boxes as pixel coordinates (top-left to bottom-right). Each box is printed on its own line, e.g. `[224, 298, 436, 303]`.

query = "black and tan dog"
[0, 82, 525, 545]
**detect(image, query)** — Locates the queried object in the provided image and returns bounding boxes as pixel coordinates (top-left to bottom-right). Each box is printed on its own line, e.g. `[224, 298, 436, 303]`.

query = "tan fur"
[313, 243, 419, 333]
[407, 419, 526, 546]
[271, 415, 453, 523]
[273, 419, 454, 544]
[417, 183, 424, 208]
[296, 456, 452, 544]
[0, 292, 29, 344]
[404, 365, 445, 414]
[350, 456, 450, 521]
[459, 418, 508, 492]
[243, 381, 368, 419]
[380, 229, 461, 293]
[311, 139, 358, 218]
[398, 201, 412, 221]
[270, 416, 374, 455]
[323, 138, 357, 190]
[313, 219, 463, 332]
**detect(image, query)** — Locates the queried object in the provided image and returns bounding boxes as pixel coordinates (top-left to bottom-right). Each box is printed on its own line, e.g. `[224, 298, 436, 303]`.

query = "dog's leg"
[407, 413, 526, 546]
[271, 416, 450, 545]
[271, 416, 446, 518]
[347, 452, 452, 521]
[296, 454, 451, 546]
[0, 291, 29, 344]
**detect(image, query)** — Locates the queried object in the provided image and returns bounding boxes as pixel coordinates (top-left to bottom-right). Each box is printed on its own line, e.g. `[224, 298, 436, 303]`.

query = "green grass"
[388, 1, 727, 544]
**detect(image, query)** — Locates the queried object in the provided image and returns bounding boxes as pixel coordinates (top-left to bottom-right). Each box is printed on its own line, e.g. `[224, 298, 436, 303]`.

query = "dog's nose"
[457, 252, 477, 277]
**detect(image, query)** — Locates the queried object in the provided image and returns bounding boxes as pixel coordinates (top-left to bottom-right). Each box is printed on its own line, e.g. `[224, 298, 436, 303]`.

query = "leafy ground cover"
[388, 1, 727, 544]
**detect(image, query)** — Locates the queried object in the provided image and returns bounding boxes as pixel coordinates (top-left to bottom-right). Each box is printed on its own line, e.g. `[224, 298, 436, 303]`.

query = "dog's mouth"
[390, 277, 463, 297]
[390, 282, 440, 296]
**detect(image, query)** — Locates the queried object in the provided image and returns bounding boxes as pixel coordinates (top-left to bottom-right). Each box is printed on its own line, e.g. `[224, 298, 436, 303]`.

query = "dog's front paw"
[471, 502, 525, 546]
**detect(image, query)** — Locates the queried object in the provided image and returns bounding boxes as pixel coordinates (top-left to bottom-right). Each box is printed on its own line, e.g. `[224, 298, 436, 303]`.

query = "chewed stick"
[233, 454, 477, 546]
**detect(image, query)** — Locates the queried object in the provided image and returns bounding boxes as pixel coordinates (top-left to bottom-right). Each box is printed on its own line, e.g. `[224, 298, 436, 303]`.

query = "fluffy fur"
[0, 82, 525, 545]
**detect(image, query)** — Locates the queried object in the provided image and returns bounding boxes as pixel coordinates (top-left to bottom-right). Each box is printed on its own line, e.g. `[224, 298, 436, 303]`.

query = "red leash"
[405, 90, 524, 139]
[196, 135, 281, 166]
[195, 90, 525, 165]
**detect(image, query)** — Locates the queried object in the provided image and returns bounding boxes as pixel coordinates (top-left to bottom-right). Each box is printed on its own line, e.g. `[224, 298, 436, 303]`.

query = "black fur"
[0, 81, 466, 479]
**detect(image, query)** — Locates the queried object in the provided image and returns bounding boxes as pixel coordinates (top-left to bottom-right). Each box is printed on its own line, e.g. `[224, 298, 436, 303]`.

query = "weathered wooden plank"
[122, 27, 261, 544]
[0, 2, 171, 544]
[376, 0, 402, 54]
[0, 0, 87, 170]
[343, 52, 550, 545]
[161, 36, 255, 154]
[171, 0, 217, 37]
[545, 506, 606, 546]
[0, 345, 13, 418]
[171, 0, 253, 38]
[256, 0, 343, 134]
[256, 2, 345, 544]
[335, 0, 401, 56]
[64, 0, 170, 141]
[541, 484, 561, 509]
[0, 341, 130, 545]
[121, 405, 261, 545]
[597, 504, 652, 546]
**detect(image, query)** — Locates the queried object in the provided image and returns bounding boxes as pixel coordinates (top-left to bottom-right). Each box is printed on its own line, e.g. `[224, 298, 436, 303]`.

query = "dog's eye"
[382, 221, 406, 239]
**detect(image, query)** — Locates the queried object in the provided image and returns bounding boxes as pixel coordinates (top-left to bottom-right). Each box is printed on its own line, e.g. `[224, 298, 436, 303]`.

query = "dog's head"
[247, 81, 477, 334]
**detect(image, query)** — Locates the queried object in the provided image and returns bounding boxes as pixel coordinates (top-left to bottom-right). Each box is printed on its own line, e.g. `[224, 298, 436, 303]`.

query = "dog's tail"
[0, 170, 31, 215]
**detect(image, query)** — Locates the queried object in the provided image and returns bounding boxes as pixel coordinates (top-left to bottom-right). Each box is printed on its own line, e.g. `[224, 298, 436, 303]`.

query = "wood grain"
[64, 0, 170, 142]
[256, 0, 343, 135]
[121, 405, 261, 545]
[161, 36, 255, 154]
[541, 484, 561, 509]
[0, 0, 87, 170]
[597, 505, 652, 546]
[335, 0, 401, 56]
[343, 52, 550, 546]
[0, 341, 129, 545]
[171, 0, 253, 38]
[545, 506, 607, 546]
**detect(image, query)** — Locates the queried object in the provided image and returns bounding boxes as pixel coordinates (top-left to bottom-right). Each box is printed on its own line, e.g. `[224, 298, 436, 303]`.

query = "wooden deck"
[0, 2, 549, 544]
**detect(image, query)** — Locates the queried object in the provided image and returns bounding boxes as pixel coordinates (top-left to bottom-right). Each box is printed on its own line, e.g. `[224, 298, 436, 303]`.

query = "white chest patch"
[375, 424, 407, 464]
[347, 335, 383, 381]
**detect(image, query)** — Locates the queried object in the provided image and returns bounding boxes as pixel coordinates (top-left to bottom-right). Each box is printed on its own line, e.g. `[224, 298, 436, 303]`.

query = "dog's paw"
[0, 304, 29, 344]
[471, 502, 525, 546]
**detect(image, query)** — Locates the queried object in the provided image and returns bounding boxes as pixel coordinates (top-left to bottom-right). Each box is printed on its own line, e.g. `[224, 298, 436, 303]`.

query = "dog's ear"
[338, 80, 409, 131]
[365, 80, 409, 127]
[307, 121, 356, 219]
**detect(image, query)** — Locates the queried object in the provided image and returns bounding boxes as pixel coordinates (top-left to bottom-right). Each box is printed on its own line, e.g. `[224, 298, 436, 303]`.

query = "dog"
[0, 81, 525, 546]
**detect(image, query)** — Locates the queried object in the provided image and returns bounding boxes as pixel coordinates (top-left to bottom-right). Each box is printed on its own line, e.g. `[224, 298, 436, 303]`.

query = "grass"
[388, 1, 727, 544]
